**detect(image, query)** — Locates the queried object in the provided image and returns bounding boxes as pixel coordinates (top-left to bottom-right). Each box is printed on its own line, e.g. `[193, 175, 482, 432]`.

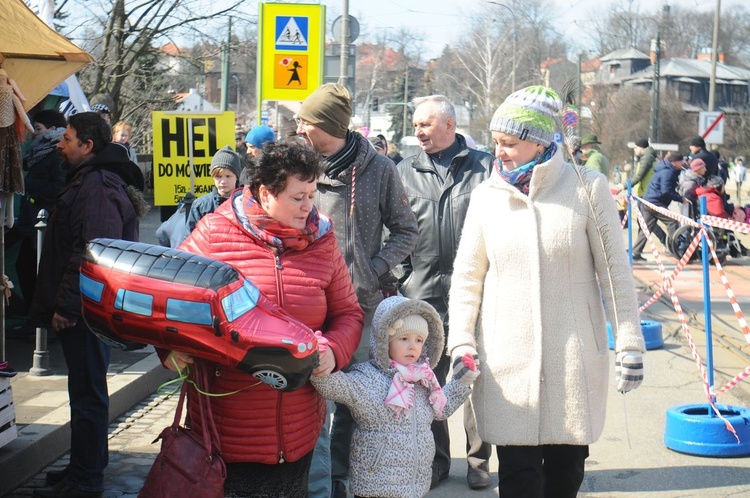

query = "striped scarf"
[323, 130, 359, 178]
[495, 143, 557, 196]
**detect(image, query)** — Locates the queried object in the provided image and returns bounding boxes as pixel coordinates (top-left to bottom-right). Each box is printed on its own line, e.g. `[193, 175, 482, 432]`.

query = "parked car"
[80, 238, 319, 391]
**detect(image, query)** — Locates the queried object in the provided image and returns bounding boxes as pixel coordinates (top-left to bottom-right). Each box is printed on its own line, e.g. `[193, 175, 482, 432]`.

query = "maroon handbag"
[139, 364, 226, 497]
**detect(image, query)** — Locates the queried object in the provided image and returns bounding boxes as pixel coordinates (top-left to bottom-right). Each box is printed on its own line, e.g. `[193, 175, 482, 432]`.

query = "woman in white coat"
[447, 86, 646, 497]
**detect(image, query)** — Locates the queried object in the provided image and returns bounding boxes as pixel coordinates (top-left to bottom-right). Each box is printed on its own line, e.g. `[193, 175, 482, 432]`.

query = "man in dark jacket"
[689, 136, 718, 178]
[632, 151, 685, 261]
[397, 95, 495, 490]
[295, 83, 418, 498]
[30, 112, 146, 498]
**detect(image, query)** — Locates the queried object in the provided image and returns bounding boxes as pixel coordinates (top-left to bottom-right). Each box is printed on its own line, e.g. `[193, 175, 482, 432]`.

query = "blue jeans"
[308, 400, 334, 498]
[58, 323, 111, 492]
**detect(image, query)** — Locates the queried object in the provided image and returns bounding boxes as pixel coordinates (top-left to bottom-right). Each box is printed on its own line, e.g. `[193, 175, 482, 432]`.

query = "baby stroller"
[668, 201, 745, 264]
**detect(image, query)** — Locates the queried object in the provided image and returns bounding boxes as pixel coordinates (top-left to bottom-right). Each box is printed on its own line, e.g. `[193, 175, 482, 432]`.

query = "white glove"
[452, 352, 480, 386]
[615, 351, 644, 393]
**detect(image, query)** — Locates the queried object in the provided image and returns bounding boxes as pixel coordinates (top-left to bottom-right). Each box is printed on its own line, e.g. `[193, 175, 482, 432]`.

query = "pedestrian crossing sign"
[258, 3, 325, 103]
[275, 16, 308, 51]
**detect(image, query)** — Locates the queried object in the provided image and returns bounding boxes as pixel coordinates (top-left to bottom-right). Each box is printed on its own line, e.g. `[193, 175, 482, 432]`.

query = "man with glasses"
[296, 83, 418, 498]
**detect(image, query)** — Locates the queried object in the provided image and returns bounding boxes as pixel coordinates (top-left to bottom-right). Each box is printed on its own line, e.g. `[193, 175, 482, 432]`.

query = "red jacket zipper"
[274, 251, 285, 463]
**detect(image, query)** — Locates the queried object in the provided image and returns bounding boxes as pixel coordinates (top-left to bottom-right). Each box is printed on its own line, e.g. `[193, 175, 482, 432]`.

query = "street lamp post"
[708, 0, 721, 112]
[402, 66, 409, 139]
[487, 1, 517, 93]
[230, 74, 241, 112]
[649, 5, 669, 143]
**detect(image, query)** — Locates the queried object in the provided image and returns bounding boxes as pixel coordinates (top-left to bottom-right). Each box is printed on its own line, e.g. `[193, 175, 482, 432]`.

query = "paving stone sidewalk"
[7, 392, 178, 497]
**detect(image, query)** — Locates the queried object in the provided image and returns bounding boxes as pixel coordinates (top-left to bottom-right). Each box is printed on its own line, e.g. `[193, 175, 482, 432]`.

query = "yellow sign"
[151, 111, 236, 206]
[258, 3, 324, 102]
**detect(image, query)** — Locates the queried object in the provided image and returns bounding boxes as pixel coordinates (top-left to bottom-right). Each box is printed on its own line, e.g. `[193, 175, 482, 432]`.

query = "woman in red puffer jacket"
[169, 141, 364, 497]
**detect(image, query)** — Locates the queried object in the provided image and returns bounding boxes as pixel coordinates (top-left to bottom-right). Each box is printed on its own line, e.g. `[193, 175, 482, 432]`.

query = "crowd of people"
[12, 84, 658, 498]
[626, 135, 748, 262]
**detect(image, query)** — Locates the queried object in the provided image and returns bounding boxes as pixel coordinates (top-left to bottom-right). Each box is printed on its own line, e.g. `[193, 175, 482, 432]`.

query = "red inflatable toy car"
[80, 238, 319, 391]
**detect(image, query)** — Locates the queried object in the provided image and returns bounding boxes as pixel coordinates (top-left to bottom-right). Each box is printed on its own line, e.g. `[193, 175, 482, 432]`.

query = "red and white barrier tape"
[700, 215, 750, 234]
[638, 228, 701, 313]
[714, 366, 750, 396]
[699, 235, 750, 398]
[633, 204, 740, 441]
[630, 195, 701, 229]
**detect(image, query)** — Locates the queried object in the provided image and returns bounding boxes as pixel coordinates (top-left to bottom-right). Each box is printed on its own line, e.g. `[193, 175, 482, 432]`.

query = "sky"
[59, 0, 745, 62]
[232, 0, 744, 60]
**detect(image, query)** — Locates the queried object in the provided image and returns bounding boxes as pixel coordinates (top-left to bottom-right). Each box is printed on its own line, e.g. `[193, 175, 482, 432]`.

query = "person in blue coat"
[632, 151, 686, 260]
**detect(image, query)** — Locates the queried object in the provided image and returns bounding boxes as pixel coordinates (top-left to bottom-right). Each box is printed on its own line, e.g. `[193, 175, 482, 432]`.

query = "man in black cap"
[631, 151, 686, 261]
[689, 136, 718, 177]
[296, 83, 418, 498]
[367, 134, 387, 155]
[631, 137, 665, 247]
[91, 103, 111, 126]
[235, 131, 247, 156]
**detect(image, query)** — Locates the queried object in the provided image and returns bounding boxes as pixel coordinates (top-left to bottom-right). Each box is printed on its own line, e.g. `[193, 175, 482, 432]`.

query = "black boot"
[32, 480, 103, 498]
[45, 467, 69, 486]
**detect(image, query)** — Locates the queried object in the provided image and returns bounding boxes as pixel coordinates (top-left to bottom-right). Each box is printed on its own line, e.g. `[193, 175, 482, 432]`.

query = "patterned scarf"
[386, 359, 446, 419]
[239, 188, 319, 253]
[323, 130, 359, 179]
[495, 142, 557, 196]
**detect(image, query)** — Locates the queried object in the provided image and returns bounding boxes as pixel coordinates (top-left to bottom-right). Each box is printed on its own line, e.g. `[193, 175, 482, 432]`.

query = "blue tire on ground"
[607, 320, 664, 350]
[664, 404, 750, 456]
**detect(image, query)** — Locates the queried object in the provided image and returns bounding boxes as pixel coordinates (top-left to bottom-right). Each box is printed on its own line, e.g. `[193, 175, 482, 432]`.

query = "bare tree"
[355, 32, 396, 129]
[584, 0, 650, 55]
[426, 0, 566, 144]
[516, 0, 567, 86]
[452, 13, 508, 137]
[598, 86, 692, 167]
[57, 0, 248, 151]
[382, 27, 425, 143]
[63, 0, 243, 113]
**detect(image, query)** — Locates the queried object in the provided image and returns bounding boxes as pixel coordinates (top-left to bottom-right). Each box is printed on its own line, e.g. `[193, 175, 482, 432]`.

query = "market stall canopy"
[0, 0, 93, 111]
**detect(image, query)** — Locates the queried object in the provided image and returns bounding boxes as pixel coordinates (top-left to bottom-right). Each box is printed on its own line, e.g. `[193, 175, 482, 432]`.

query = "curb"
[0, 353, 175, 497]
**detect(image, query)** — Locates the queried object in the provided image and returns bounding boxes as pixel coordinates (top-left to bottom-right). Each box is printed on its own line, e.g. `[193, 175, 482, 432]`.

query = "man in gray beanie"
[186, 145, 241, 232]
[296, 83, 418, 498]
